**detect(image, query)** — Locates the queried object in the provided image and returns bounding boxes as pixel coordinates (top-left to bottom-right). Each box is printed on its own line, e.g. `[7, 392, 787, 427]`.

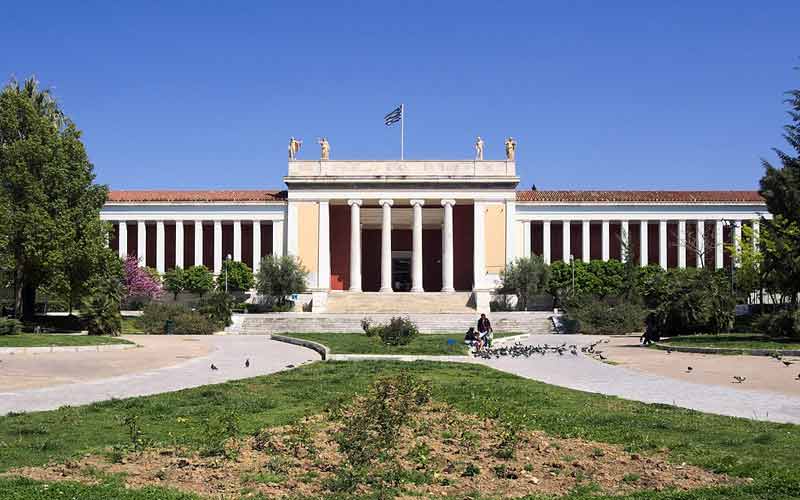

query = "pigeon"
[245, 359, 250, 368]
[598, 353, 608, 361]
[782, 360, 794, 367]
[795, 373, 800, 381]
[732, 376, 746, 384]
[666, 348, 672, 354]
[286, 364, 295, 368]
[210, 363, 218, 371]
[686, 366, 693, 373]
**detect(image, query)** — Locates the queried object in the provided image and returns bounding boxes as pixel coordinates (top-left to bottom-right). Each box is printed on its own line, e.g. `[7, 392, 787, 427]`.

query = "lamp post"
[225, 254, 232, 293]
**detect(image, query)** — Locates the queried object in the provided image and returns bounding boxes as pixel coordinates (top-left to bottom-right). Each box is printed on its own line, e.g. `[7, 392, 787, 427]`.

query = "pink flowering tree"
[123, 255, 162, 300]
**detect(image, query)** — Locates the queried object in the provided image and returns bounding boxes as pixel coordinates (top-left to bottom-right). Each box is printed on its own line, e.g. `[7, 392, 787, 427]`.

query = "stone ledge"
[0, 343, 138, 355]
[270, 334, 329, 360]
[652, 343, 800, 357]
[328, 354, 476, 363]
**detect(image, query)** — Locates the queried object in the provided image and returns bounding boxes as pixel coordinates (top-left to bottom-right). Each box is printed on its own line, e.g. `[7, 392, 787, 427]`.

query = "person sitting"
[464, 327, 481, 349]
[477, 313, 493, 348]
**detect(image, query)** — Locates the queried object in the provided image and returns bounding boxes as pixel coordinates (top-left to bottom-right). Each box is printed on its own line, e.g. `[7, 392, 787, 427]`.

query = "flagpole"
[400, 103, 404, 160]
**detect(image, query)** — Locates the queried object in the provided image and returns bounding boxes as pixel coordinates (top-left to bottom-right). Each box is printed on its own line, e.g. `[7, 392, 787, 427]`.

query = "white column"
[562, 221, 571, 263]
[677, 220, 686, 269]
[441, 199, 455, 292]
[175, 221, 184, 269]
[601, 220, 610, 261]
[410, 199, 425, 292]
[715, 220, 724, 269]
[639, 220, 648, 267]
[379, 199, 394, 292]
[659, 220, 668, 269]
[194, 221, 203, 267]
[522, 221, 532, 258]
[118, 222, 127, 259]
[581, 220, 590, 263]
[136, 221, 147, 266]
[752, 220, 760, 250]
[733, 220, 742, 267]
[272, 220, 284, 257]
[696, 220, 705, 268]
[348, 199, 362, 292]
[156, 220, 165, 273]
[473, 202, 486, 289]
[542, 221, 551, 265]
[213, 220, 222, 274]
[317, 200, 330, 289]
[620, 220, 629, 262]
[286, 202, 298, 257]
[505, 200, 516, 264]
[252, 221, 261, 274]
[233, 220, 242, 262]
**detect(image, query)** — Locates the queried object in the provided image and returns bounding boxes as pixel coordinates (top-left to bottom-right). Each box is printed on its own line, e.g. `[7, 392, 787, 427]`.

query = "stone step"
[324, 292, 474, 314]
[238, 312, 554, 335]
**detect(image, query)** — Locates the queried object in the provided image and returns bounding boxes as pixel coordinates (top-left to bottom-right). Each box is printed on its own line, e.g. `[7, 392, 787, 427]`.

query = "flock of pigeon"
[209, 359, 296, 371]
[472, 339, 610, 360]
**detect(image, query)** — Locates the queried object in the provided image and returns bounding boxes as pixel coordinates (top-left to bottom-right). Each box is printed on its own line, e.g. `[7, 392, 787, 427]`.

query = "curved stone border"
[271, 334, 329, 360]
[0, 343, 137, 355]
[652, 342, 800, 357]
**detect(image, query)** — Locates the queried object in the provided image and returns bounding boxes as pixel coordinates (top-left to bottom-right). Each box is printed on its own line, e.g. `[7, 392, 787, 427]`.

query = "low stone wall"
[652, 343, 800, 357]
[0, 343, 138, 355]
[270, 334, 329, 360]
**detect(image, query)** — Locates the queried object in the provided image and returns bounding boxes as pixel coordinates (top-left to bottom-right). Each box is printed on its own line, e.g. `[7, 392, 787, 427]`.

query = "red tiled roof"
[107, 190, 286, 202]
[515, 190, 764, 203]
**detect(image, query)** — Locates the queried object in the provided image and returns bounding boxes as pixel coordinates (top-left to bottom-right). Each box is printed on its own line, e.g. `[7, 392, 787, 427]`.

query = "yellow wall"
[297, 202, 319, 273]
[484, 204, 506, 274]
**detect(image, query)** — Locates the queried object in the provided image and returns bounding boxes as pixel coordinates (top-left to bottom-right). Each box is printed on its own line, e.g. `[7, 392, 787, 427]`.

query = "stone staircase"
[239, 311, 554, 335]
[324, 292, 475, 314]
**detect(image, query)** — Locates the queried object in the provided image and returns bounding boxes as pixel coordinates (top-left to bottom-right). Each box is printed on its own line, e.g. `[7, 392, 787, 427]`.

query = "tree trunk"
[14, 265, 23, 319]
[22, 282, 36, 322]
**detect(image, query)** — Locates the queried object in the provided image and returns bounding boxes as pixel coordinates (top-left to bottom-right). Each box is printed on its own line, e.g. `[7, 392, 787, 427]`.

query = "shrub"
[361, 316, 419, 345]
[255, 255, 308, 306]
[163, 267, 186, 299]
[82, 256, 125, 336]
[754, 309, 800, 339]
[199, 290, 235, 328]
[0, 318, 22, 335]
[136, 303, 218, 335]
[547, 259, 628, 304]
[216, 260, 254, 292]
[564, 296, 647, 335]
[497, 256, 550, 311]
[184, 265, 215, 297]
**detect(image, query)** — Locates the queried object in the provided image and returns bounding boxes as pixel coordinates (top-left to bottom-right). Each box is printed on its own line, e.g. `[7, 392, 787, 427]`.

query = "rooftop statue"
[318, 137, 330, 160]
[505, 137, 516, 161]
[475, 136, 484, 160]
[288, 137, 302, 160]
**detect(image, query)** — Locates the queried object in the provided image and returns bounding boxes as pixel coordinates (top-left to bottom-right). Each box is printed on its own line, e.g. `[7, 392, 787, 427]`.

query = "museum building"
[101, 158, 767, 311]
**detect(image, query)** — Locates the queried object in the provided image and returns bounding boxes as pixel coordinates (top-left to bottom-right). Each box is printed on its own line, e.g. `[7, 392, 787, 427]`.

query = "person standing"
[477, 313, 493, 348]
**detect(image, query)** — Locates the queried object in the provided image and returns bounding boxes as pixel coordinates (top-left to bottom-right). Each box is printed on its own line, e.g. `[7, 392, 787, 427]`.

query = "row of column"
[341, 199, 456, 293]
[116, 220, 284, 274]
[521, 219, 756, 269]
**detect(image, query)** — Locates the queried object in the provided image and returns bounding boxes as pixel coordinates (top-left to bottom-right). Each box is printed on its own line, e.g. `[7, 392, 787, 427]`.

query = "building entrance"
[391, 251, 412, 291]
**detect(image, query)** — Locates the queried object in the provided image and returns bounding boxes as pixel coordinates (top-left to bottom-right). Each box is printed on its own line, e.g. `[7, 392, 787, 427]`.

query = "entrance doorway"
[391, 251, 412, 291]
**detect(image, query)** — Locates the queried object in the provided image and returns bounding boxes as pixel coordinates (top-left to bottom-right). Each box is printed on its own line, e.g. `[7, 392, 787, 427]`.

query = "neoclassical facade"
[101, 159, 768, 311]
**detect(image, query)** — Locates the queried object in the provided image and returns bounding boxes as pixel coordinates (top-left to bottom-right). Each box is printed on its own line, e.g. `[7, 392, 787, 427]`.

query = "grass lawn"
[284, 331, 519, 355]
[0, 334, 134, 348]
[0, 361, 799, 499]
[662, 333, 800, 351]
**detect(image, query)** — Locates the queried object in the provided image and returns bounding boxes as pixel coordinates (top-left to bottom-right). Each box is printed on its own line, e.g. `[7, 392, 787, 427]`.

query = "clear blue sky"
[2, 1, 798, 191]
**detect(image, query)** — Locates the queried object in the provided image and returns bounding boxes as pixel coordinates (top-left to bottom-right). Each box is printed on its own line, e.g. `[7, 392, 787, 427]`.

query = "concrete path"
[0, 336, 318, 415]
[476, 335, 800, 425]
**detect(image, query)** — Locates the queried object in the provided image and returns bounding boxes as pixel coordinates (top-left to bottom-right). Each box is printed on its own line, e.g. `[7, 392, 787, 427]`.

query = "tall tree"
[759, 80, 800, 306]
[0, 76, 109, 319]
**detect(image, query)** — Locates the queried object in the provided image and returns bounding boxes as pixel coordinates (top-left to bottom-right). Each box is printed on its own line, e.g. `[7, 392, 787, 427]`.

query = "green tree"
[163, 267, 186, 300]
[497, 256, 550, 310]
[215, 260, 254, 292]
[727, 225, 764, 304]
[255, 255, 308, 307]
[759, 81, 800, 307]
[82, 253, 124, 336]
[0, 76, 109, 320]
[184, 265, 214, 297]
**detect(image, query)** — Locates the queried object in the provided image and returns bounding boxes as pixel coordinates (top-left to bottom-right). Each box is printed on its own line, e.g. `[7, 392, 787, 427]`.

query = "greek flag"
[384, 105, 402, 126]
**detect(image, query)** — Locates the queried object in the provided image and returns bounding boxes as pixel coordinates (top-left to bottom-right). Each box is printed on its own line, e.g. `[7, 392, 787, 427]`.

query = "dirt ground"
[8, 403, 735, 499]
[0, 336, 212, 391]
[603, 336, 800, 396]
